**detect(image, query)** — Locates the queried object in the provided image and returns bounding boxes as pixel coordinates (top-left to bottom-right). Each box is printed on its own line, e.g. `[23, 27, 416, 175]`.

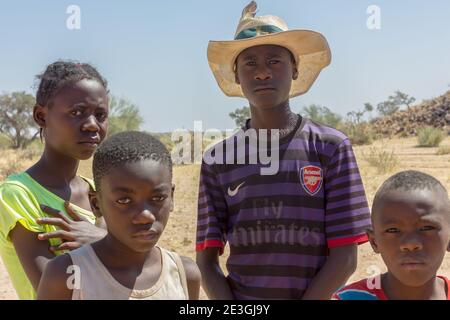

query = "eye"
[269, 59, 280, 64]
[95, 112, 108, 121]
[419, 225, 437, 232]
[151, 195, 167, 202]
[385, 228, 400, 233]
[245, 61, 256, 67]
[116, 198, 131, 205]
[71, 109, 83, 117]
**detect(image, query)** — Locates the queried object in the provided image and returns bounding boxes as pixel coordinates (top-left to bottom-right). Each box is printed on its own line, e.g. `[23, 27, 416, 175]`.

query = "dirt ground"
[1, 137, 449, 299]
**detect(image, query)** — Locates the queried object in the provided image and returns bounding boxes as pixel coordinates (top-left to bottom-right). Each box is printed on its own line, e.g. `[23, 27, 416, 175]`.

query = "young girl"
[0, 61, 109, 299]
[37, 131, 201, 300]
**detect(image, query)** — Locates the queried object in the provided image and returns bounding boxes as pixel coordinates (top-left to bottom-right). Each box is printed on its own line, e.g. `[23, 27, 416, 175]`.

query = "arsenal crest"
[301, 165, 323, 196]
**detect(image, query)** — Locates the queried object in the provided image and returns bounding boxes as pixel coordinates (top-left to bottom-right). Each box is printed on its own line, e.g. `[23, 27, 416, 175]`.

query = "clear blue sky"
[1, 0, 449, 132]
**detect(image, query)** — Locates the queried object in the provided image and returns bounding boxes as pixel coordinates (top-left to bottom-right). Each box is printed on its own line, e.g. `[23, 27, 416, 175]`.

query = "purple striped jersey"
[196, 116, 371, 299]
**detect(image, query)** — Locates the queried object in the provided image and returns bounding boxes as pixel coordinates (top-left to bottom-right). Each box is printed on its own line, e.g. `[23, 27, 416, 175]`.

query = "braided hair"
[35, 60, 108, 140]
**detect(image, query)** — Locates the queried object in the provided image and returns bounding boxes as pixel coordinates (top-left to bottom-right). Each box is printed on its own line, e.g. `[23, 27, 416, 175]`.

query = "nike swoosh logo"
[227, 182, 245, 197]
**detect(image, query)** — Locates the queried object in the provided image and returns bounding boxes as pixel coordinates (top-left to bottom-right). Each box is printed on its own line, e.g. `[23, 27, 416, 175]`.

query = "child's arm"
[196, 248, 234, 300]
[10, 223, 55, 290]
[37, 253, 73, 300]
[301, 244, 357, 300]
[180, 256, 202, 300]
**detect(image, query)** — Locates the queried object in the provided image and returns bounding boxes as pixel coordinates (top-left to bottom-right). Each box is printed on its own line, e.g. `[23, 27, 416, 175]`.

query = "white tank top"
[68, 244, 189, 300]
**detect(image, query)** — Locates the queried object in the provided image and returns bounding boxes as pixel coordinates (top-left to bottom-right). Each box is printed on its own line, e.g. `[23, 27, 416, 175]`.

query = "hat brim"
[207, 29, 331, 98]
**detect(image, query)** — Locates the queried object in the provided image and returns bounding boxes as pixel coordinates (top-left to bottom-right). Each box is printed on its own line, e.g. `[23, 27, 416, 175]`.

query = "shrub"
[341, 123, 374, 146]
[436, 145, 450, 155]
[363, 147, 399, 174]
[417, 127, 445, 147]
[0, 133, 11, 150]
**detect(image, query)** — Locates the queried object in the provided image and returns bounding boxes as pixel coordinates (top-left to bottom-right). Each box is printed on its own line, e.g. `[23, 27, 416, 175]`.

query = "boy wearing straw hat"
[196, 1, 371, 300]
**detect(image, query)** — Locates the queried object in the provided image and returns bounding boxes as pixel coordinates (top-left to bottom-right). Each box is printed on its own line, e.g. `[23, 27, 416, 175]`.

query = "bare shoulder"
[180, 255, 201, 300]
[37, 253, 74, 300]
[45, 253, 74, 276]
[180, 255, 201, 283]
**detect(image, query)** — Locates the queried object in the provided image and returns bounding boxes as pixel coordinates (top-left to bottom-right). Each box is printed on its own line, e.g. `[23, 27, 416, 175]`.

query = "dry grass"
[0, 149, 39, 181]
[363, 146, 399, 174]
[437, 145, 450, 156]
[1, 136, 450, 299]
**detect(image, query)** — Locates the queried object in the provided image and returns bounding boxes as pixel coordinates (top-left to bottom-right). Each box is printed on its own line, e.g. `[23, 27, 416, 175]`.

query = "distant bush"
[0, 147, 42, 181]
[0, 133, 11, 149]
[229, 106, 251, 128]
[363, 147, 399, 174]
[436, 145, 450, 155]
[417, 127, 445, 147]
[155, 133, 174, 152]
[21, 145, 43, 160]
[0, 160, 22, 180]
[300, 104, 342, 129]
[107, 95, 144, 137]
[341, 123, 374, 146]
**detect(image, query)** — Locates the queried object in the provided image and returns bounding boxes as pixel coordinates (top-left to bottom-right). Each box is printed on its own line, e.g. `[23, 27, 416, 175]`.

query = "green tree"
[229, 106, 250, 128]
[108, 96, 144, 136]
[376, 91, 416, 117]
[377, 100, 399, 117]
[0, 91, 38, 149]
[300, 104, 342, 128]
[348, 103, 374, 124]
[364, 103, 374, 113]
[388, 90, 415, 110]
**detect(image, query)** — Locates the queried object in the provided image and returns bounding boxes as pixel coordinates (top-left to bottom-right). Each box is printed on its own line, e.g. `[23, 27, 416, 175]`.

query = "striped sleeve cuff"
[195, 239, 225, 255]
[327, 233, 369, 248]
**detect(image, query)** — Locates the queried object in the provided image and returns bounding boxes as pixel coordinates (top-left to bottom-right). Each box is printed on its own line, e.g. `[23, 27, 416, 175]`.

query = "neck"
[97, 234, 156, 270]
[382, 272, 445, 300]
[249, 100, 295, 130]
[29, 145, 79, 186]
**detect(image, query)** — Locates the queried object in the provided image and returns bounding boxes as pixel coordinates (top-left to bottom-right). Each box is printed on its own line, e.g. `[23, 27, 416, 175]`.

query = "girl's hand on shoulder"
[36, 201, 107, 252]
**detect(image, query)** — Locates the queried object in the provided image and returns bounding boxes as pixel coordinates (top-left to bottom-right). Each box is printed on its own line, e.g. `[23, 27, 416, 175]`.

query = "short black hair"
[372, 170, 448, 215]
[93, 131, 172, 191]
[35, 60, 108, 108]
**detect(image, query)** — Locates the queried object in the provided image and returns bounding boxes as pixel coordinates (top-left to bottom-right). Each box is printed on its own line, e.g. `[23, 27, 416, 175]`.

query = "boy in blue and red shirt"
[333, 171, 450, 300]
[196, 1, 372, 299]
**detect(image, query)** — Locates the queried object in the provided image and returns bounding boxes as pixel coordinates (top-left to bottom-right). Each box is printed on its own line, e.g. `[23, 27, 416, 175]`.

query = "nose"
[254, 63, 272, 81]
[132, 207, 156, 225]
[400, 233, 423, 252]
[81, 115, 100, 132]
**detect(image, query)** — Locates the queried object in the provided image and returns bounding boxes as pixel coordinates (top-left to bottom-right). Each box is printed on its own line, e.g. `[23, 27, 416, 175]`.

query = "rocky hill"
[371, 91, 450, 136]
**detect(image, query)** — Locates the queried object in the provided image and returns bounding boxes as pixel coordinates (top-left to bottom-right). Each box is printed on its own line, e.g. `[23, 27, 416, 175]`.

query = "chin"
[394, 272, 435, 288]
[132, 244, 156, 254]
[129, 237, 160, 253]
[251, 98, 285, 110]
[76, 150, 96, 160]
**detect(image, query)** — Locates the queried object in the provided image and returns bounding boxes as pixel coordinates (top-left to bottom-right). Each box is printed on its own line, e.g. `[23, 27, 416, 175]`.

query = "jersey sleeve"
[324, 138, 372, 248]
[0, 182, 45, 241]
[196, 161, 228, 255]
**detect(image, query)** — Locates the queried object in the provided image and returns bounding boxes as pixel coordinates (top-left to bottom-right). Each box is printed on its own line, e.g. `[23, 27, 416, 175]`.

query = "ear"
[234, 70, 241, 85]
[88, 191, 102, 218]
[292, 66, 299, 80]
[33, 104, 47, 128]
[367, 228, 380, 254]
[170, 183, 176, 212]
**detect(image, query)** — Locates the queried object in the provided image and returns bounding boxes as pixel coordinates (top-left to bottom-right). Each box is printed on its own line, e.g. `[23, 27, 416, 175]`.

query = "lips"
[132, 230, 160, 241]
[78, 137, 101, 148]
[400, 258, 426, 270]
[254, 87, 276, 93]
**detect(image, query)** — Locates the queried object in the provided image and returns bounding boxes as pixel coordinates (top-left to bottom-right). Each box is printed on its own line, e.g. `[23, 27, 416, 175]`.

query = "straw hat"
[207, 1, 331, 98]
